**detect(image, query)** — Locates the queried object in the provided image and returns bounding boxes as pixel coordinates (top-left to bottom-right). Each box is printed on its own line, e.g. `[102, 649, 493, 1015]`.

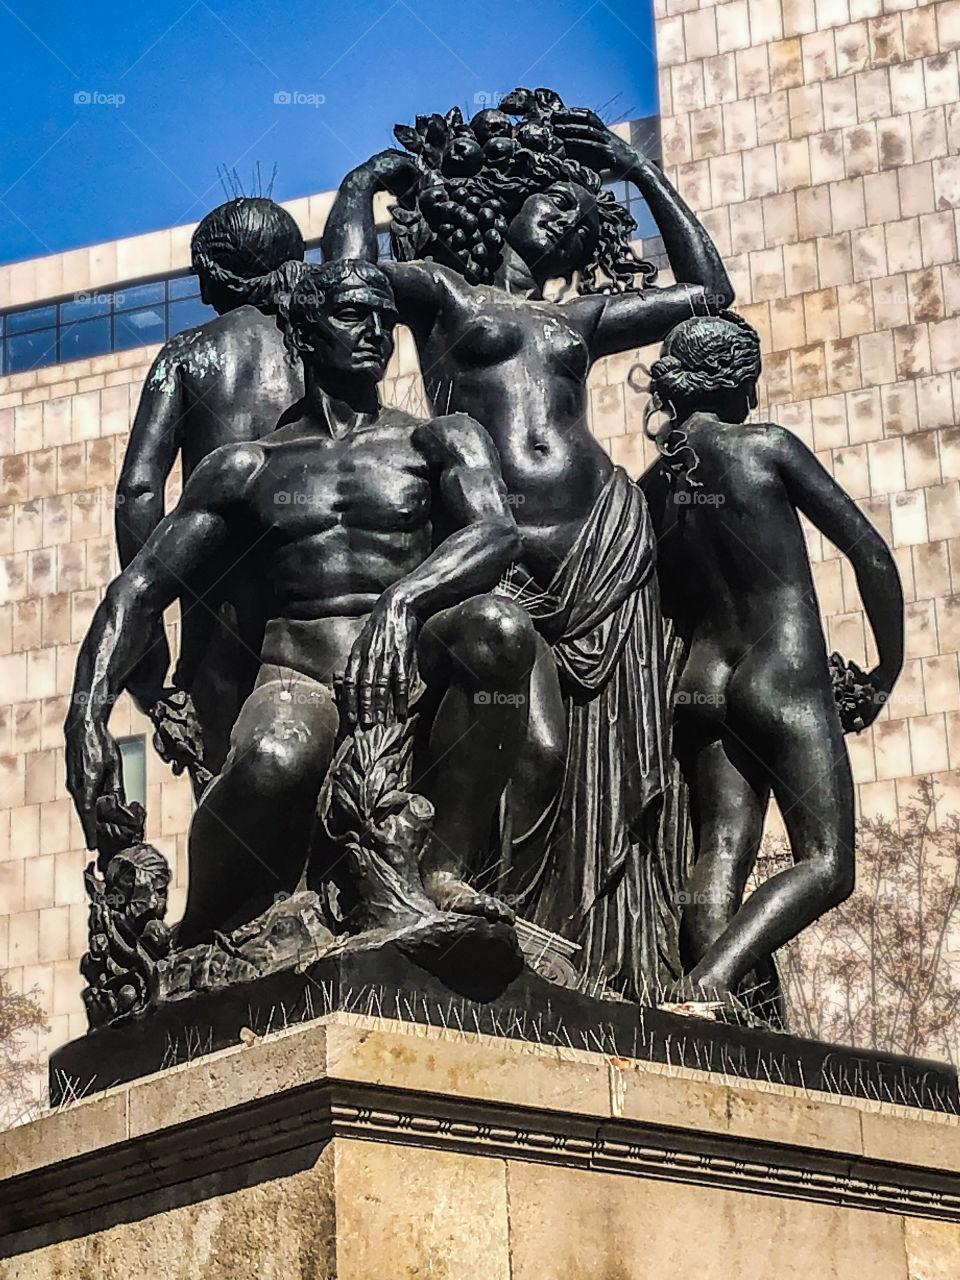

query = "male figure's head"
[283, 260, 399, 390]
[650, 312, 761, 426]
[191, 197, 305, 315]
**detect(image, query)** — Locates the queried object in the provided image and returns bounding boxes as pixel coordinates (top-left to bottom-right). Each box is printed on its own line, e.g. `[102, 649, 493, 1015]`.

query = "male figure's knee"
[456, 595, 536, 689]
[227, 728, 327, 802]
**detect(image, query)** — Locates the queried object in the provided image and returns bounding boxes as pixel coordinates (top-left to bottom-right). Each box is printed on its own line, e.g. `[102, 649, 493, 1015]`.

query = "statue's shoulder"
[185, 438, 267, 502]
[412, 410, 498, 467]
[157, 307, 271, 378]
[386, 257, 467, 303]
[377, 404, 427, 434]
[145, 316, 225, 391]
[716, 421, 808, 471]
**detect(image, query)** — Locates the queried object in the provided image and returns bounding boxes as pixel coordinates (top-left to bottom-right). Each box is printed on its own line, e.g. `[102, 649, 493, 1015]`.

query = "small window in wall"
[117, 735, 147, 809]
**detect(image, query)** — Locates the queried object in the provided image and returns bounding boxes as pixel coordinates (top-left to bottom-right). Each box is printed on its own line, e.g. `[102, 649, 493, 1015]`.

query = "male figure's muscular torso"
[174, 406, 485, 683]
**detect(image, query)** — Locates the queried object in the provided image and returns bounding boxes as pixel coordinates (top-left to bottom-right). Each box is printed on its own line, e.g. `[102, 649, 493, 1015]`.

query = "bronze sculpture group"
[64, 90, 904, 1031]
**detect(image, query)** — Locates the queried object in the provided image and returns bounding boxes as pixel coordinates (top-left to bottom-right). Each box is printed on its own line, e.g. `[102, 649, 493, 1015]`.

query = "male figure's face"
[308, 283, 398, 383]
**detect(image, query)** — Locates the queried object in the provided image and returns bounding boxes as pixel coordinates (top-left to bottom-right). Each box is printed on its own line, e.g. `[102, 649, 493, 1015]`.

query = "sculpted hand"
[857, 666, 897, 731]
[369, 149, 420, 200]
[343, 590, 418, 729]
[65, 718, 125, 850]
[549, 107, 638, 175]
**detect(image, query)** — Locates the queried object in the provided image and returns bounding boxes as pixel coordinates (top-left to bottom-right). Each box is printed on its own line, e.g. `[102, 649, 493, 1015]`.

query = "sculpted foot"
[422, 870, 515, 924]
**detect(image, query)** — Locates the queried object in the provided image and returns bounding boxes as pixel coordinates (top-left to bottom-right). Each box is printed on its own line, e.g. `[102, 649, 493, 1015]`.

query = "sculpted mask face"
[506, 181, 601, 281]
[106, 848, 170, 926]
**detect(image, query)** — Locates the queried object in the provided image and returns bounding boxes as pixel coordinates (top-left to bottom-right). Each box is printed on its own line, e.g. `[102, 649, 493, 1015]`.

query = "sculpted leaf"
[394, 124, 423, 154]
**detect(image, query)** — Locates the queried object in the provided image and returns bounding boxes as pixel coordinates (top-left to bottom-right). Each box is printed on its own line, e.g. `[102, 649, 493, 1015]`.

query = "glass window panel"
[60, 292, 112, 322]
[630, 199, 658, 241]
[114, 306, 166, 350]
[168, 296, 215, 335]
[59, 316, 112, 362]
[6, 304, 57, 335]
[117, 736, 147, 808]
[304, 244, 323, 263]
[376, 231, 394, 261]
[603, 180, 630, 207]
[168, 273, 201, 300]
[5, 328, 58, 372]
[115, 281, 165, 311]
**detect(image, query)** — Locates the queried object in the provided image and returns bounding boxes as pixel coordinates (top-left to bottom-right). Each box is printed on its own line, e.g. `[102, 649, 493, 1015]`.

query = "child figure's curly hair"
[645, 312, 762, 486]
[649, 311, 762, 409]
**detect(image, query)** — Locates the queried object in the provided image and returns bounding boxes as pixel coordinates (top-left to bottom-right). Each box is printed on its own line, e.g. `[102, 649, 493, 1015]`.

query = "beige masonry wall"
[1, 9, 959, 1089]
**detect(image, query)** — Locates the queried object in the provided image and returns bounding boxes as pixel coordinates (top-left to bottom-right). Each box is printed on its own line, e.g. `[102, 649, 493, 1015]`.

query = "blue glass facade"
[0, 271, 216, 376]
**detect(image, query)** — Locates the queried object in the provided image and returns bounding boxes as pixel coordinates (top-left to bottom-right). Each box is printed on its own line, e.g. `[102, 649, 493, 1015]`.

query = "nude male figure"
[68, 261, 535, 945]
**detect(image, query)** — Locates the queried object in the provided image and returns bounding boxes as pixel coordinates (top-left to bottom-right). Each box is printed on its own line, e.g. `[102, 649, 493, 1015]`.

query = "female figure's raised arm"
[321, 149, 418, 262]
[554, 110, 734, 359]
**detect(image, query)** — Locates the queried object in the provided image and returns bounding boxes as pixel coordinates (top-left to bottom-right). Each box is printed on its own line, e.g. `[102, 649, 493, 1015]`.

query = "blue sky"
[0, 0, 658, 267]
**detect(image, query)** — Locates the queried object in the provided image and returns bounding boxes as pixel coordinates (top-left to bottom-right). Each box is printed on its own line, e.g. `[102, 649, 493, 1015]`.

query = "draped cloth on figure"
[495, 466, 675, 1001]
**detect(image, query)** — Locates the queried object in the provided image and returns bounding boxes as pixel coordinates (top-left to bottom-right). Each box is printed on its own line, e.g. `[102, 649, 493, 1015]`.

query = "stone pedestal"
[4, 1013, 960, 1278]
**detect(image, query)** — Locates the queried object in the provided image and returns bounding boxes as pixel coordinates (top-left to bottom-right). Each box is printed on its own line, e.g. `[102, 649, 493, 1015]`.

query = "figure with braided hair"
[639, 313, 904, 1011]
[322, 92, 736, 999]
[115, 197, 307, 779]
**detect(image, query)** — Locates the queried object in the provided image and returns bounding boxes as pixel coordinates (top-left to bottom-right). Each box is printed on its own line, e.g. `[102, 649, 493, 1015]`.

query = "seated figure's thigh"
[223, 664, 339, 780]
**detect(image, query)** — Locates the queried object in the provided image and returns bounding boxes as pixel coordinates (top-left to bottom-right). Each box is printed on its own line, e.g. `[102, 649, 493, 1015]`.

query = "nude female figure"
[321, 95, 735, 996]
[640, 314, 903, 1007]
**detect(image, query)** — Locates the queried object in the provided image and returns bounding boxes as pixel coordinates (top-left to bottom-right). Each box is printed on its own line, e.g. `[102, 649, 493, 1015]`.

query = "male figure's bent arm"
[343, 413, 521, 726]
[67, 445, 262, 844]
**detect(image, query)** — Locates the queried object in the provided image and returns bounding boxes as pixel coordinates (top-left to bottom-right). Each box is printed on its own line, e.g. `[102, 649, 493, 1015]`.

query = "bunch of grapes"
[416, 180, 510, 285]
